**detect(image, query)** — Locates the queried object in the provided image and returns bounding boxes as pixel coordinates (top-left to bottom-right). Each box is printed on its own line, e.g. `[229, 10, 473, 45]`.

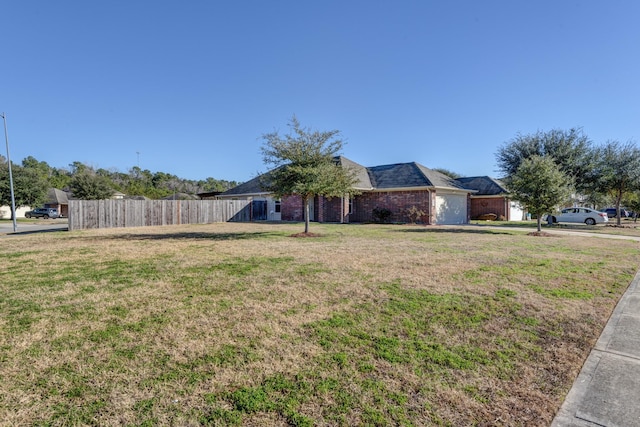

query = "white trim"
[217, 192, 272, 199]
[368, 186, 472, 194]
[469, 194, 508, 199]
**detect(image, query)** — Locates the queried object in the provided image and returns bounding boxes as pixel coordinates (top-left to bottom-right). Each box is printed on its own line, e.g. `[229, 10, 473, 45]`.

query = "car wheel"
[552, 216, 557, 223]
[25, 214, 31, 218]
[585, 218, 596, 225]
[43, 214, 49, 219]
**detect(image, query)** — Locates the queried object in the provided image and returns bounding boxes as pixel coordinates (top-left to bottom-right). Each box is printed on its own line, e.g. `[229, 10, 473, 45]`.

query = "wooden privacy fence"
[68, 199, 251, 231]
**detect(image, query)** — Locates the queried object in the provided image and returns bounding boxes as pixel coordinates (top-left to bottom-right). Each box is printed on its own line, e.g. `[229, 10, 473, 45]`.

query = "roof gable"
[47, 188, 70, 204]
[368, 162, 469, 191]
[220, 173, 268, 196]
[334, 156, 372, 189]
[455, 176, 508, 196]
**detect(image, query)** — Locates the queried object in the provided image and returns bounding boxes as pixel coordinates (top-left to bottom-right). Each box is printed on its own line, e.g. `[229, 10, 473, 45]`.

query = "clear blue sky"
[2, 1, 638, 183]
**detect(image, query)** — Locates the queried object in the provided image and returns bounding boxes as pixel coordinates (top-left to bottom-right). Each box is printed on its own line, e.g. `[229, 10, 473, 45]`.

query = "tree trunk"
[537, 216, 542, 232]
[304, 195, 310, 234]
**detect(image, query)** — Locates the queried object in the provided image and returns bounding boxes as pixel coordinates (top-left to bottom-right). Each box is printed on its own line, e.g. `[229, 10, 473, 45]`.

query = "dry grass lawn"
[1, 222, 639, 426]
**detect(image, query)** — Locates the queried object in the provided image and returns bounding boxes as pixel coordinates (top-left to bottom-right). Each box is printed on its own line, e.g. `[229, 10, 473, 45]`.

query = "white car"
[548, 207, 609, 225]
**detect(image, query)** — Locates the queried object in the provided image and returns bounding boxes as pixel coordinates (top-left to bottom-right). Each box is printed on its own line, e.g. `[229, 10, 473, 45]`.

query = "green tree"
[22, 156, 51, 177]
[198, 177, 239, 192]
[49, 167, 72, 190]
[69, 170, 114, 200]
[260, 116, 358, 234]
[496, 128, 593, 191]
[0, 158, 17, 216]
[509, 156, 573, 232]
[1, 158, 48, 216]
[585, 140, 640, 226]
[19, 156, 51, 207]
[622, 191, 640, 223]
[13, 166, 49, 208]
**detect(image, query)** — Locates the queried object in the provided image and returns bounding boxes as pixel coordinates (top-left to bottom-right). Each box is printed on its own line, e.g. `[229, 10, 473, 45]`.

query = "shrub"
[404, 206, 427, 224]
[372, 207, 392, 223]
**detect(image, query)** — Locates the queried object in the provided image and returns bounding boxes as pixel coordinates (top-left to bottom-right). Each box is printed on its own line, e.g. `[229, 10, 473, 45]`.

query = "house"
[0, 205, 31, 219]
[215, 171, 283, 221]
[45, 188, 70, 218]
[454, 176, 524, 221]
[218, 157, 474, 225]
[197, 191, 223, 199]
[162, 193, 198, 200]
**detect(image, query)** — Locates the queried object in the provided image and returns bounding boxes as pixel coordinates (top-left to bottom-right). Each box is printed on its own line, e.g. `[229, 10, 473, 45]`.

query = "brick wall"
[282, 195, 350, 223]
[281, 195, 304, 221]
[351, 190, 431, 224]
[281, 191, 437, 224]
[319, 197, 349, 223]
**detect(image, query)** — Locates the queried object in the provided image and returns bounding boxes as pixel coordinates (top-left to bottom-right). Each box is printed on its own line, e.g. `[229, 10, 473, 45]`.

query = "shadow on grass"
[5, 226, 69, 236]
[74, 231, 282, 242]
[393, 226, 515, 236]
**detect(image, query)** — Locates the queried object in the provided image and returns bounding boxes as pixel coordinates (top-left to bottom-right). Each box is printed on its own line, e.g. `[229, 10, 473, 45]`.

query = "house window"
[348, 197, 353, 214]
[274, 200, 281, 213]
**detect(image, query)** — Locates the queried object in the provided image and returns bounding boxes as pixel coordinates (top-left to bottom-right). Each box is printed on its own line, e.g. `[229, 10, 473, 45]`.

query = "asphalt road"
[0, 219, 68, 236]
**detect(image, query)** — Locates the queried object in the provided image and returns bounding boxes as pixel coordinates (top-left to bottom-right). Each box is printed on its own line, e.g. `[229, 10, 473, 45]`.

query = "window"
[348, 197, 353, 214]
[275, 200, 281, 213]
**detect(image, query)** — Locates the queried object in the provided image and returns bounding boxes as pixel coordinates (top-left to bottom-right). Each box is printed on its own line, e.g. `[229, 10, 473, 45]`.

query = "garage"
[435, 192, 468, 224]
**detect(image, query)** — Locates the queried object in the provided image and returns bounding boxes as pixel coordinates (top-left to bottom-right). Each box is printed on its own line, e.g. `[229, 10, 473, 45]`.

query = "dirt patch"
[290, 232, 324, 238]
[527, 231, 557, 237]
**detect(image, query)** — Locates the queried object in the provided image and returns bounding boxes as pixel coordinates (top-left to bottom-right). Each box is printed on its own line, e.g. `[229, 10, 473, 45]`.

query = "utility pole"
[1, 112, 17, 232]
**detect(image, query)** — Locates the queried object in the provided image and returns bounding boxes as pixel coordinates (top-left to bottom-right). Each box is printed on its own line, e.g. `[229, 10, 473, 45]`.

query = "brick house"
[218, 157, 474, 225]
[454, 176, 524, 221]
[45, 188, 70, 218]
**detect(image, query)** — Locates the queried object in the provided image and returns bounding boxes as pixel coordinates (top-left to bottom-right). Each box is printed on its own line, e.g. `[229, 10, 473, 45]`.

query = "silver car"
[548, 207, 608, 225]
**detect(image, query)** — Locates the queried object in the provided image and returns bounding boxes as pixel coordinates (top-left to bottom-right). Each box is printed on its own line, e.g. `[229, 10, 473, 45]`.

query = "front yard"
[1, 222, 638, 425]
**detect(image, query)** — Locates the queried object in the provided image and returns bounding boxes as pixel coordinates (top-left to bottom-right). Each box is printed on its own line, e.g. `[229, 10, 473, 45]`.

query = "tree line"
[0, 156, 240, 210]
[495, 128, 640, 231]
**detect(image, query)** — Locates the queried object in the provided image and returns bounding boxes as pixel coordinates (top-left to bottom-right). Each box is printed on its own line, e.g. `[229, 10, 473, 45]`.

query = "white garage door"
[509, 201, 524, 221]
[435, 193, 467, 224]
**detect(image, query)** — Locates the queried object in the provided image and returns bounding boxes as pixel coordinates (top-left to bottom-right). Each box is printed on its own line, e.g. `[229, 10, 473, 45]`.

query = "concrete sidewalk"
[552, 269, 640, 426]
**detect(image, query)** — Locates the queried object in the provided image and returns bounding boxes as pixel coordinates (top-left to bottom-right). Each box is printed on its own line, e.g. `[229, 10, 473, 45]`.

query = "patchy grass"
[1, 222, 639, 425]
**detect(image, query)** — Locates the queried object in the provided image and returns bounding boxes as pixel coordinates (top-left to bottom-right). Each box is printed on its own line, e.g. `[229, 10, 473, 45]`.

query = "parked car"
[600, 208, 629, 218]
[547, 207, 608, 225]
[25, 207, 59, 219]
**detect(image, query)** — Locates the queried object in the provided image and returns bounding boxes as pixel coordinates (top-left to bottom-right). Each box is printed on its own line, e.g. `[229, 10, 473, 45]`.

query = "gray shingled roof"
[455, 176, 509, 196]
[221, 157, 370, 196]
[47, 188, 70, 204]
[220, 173, 271, 196]
[368, 162, 470, 190]
[220, 158, 472, 197]
[334, 156, 372, 190]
